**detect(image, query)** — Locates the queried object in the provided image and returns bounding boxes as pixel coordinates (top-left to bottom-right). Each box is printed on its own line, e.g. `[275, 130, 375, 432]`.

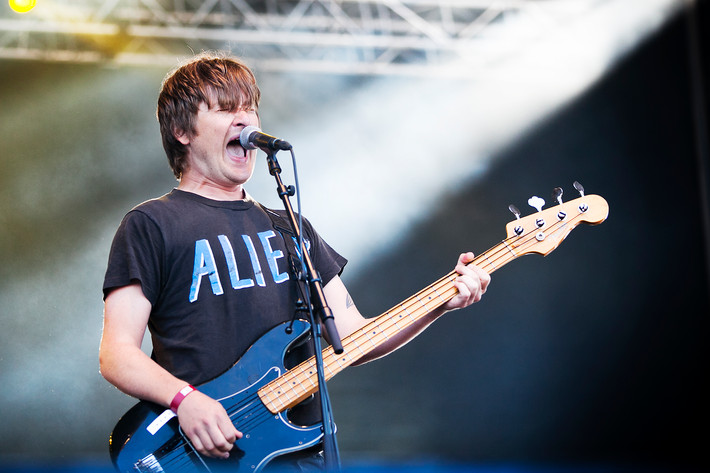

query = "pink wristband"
[170, 385, 196, 413]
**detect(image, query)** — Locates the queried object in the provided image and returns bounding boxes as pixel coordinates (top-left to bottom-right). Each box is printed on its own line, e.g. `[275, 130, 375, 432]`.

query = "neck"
[177, 176, 246, 201]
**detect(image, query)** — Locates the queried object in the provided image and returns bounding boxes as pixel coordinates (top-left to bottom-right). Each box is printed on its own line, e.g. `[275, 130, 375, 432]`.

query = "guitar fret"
[414, 294, 432, 312]
[431, 286, 446, 304]
[349, 340, 367, 357]
[278, 385, 293, 403]
[304, 368, 317, 388]
[502, 240, 517, 257]
[289, 375, 308, 396]
[364, 329, 377, 347]
[333, 352, 350, 368]
[391, 317, 402, 330]
[269, 390, 287, 410]
[402, 304, 416, 322]
[405, 301, 424, 320]
[484, 253, 497, 271]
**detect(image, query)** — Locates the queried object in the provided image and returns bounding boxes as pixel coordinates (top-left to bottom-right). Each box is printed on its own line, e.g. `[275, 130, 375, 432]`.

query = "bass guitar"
[109, 184, 609, 472]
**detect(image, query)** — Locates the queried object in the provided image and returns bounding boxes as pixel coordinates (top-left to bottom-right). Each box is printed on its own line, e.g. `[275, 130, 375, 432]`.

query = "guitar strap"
[258, 204, 325, 425]
[257, 203, 313, 332]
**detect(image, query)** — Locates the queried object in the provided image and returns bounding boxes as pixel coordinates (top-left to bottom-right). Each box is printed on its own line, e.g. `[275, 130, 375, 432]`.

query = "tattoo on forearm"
[345, 292, 355, 309]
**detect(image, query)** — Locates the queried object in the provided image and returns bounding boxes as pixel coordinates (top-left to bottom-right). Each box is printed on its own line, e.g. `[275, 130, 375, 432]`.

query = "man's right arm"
[99, 283, 241, 459]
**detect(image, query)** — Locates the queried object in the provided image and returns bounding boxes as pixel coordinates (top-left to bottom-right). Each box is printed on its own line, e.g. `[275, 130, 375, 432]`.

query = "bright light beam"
[248, 0, 682, 275]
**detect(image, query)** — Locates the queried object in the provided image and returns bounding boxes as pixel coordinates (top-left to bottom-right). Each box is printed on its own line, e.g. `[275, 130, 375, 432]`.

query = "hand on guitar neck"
[442, 251, 492, 311]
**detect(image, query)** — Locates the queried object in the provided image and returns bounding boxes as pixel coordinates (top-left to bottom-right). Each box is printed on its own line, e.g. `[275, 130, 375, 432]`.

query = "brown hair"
[157, 52, 261, 178]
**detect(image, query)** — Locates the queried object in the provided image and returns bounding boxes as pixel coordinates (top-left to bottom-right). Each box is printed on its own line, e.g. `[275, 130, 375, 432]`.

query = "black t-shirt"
[103, 189, 347, 386]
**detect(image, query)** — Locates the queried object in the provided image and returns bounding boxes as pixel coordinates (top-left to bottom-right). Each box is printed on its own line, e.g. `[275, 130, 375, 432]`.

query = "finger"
[217, 417, 242, 446]
[480, 268, 491, 293]
[469, 266, 491, 294]
[454, 277, 473, 304]
[189, 434, 206, 457]
[185, 419, 231, 459]
[459, 266, 489, 303]
[458, 256, 490, 295]
[445, 252, 491, 309]
[460, 251, 475, 265]
[207, 428, 233, 457]
[449, 275, 476, 307]
[461, 275, 482, 303]
[193, 430, 225, 459]
[455, 252, 475, 272]
[202, 415, 239, 457]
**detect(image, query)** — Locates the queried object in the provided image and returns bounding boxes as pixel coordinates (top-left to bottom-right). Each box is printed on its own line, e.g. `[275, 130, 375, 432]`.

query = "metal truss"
[0, 0, 587, 76]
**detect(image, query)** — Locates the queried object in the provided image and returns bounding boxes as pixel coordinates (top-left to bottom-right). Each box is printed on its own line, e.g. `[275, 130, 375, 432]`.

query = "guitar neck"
[257, 239, 516, 414]
[257, 194, 608, 414]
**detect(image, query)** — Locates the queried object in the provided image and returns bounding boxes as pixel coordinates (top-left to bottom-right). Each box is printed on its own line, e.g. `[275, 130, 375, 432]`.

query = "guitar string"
[261, 232, 522, 407]
[141, 404, 267, 473]
[261, 239, 526, 411]
[151, 394, 314, 473]
[259, 211, 588, 411]
[226, 207, 593, 461]
[141, 443, 196, 473]
[341, 209, 590, 353]
[136, 208, 591, 470]
[138, 378, 311, 471]
[333, 210, 587, 354]
[136, 391, 261, 472]
[152, 436, 207, 473]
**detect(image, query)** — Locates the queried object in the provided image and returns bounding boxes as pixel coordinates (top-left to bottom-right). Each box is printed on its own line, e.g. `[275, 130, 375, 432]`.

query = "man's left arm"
[323, 252, 490, 365]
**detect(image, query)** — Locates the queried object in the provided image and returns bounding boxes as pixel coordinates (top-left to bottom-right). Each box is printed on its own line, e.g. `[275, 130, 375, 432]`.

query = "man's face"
[177, 101, 260, 190]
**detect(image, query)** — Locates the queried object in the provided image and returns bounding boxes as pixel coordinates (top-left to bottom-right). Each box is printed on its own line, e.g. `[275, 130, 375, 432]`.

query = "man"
[99, 52, 490, 467]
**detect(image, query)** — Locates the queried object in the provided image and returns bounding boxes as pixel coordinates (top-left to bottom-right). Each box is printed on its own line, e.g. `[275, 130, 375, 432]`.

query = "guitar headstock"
[505, 183, 609, 257]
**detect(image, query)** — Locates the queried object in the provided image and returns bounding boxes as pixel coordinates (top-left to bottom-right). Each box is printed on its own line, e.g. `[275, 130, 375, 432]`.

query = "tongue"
[226, 140, 243, 157]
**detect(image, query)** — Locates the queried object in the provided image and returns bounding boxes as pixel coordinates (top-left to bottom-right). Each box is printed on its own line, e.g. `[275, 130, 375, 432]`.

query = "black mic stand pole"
[264, 149, 343, 472]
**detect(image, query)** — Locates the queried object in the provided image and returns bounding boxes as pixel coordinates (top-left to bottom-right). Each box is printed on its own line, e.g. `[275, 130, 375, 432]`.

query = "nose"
[231, 109, 258, 127]
[231, 111, 249, 127]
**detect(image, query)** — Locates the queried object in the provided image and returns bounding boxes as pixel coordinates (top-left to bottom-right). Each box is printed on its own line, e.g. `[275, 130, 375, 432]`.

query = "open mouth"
[226, 137, 245, 158]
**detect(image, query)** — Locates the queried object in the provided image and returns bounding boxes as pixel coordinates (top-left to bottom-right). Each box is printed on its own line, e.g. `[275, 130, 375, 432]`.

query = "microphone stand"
[264, 149, 343, 472]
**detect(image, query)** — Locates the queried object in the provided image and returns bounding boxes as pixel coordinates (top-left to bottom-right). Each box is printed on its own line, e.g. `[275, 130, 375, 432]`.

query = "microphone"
[239, 126, 292, 152]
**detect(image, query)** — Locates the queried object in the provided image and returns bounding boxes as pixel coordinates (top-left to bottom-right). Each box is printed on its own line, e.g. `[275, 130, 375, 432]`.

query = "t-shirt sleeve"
[302, 218, 347, 286]
[102, 210, 164, 304]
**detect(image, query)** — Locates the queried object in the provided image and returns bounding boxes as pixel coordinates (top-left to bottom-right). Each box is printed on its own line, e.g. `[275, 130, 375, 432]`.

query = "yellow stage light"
[9, 0, 37, 14]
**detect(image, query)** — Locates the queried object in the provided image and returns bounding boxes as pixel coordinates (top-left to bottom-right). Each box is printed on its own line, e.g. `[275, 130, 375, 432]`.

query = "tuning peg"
[572, 181, 590, 212]
[528, 196, 546, 228]
[573, 181, 585, 197]
[552, 187, 567, 220]
[508, 204, 524, 235]
[508, 204, 521, 220]
[552, 187, 563, 205]
[528, 196, 545, 212]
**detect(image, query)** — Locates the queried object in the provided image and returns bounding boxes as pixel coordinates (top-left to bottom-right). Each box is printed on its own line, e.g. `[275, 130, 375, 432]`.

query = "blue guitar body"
[109, 319, 323, 472]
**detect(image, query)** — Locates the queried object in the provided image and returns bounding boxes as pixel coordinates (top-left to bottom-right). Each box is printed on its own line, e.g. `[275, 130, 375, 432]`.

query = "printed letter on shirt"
[189, 239, 224, 302]
[218, 234, 255, 290]
[258, 230, 289, 284]
[242, 235, 266, 287]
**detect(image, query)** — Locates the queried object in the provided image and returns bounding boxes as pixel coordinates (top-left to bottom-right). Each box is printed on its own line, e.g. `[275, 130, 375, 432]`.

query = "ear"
[174, 128, 190, 145]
